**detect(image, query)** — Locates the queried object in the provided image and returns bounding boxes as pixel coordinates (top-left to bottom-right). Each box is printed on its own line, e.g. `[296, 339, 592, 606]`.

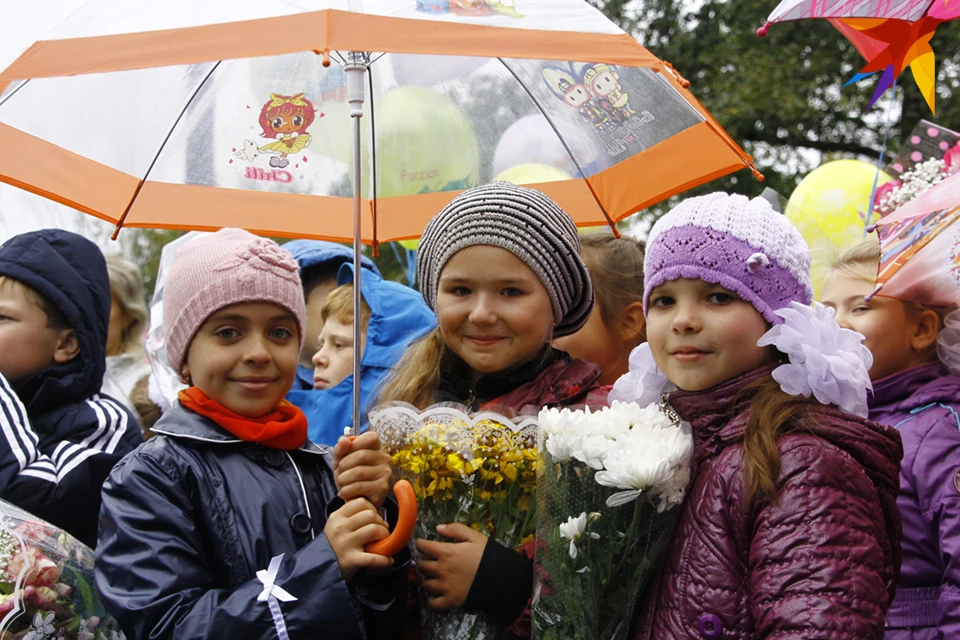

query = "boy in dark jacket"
[0, 229, 141, 548]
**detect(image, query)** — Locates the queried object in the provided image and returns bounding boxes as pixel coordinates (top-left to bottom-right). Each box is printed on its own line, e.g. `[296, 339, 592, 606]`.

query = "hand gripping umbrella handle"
[364, 479, 417, 557]
[344, 434, 418, 556]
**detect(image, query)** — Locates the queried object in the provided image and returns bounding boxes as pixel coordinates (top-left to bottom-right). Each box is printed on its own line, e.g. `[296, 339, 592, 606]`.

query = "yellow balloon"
[493, 163, 573, 185]
[398, 239, 419, 250]
[785, 159, 893, 295]
[375, 87, 479, 197]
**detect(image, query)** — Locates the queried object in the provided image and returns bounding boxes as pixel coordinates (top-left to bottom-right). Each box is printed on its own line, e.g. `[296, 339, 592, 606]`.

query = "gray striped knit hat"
[417, 182, 593, 337]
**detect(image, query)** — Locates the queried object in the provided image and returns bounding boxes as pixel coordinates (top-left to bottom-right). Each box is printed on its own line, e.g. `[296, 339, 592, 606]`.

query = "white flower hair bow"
[757, 301, 874, 418]
[609, 343, 676, 409]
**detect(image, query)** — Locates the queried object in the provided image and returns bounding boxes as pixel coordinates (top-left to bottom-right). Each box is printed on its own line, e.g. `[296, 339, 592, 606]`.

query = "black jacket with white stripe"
[0, 230, 141, 547]
[0, 376, 140, 547]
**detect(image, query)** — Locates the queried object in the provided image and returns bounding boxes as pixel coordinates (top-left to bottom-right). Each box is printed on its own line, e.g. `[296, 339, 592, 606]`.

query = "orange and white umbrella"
[0, 0, 757, 245]
[0, 0, 759, 440]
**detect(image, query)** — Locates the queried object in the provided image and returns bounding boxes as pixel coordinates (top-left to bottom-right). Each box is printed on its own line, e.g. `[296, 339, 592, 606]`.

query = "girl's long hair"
[736, 373, 817, 506]
[377, 328, 450, 409]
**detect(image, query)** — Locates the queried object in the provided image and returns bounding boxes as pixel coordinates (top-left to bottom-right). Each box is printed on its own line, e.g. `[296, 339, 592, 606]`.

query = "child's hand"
[333, 431, 392, 509]
[325, 498, 393, 581]
[415, 523, 488, 610]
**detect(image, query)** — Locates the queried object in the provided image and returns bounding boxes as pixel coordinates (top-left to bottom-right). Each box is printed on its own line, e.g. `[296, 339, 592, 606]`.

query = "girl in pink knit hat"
[612, 192, 903, 639]
[95, 228, 407, 640]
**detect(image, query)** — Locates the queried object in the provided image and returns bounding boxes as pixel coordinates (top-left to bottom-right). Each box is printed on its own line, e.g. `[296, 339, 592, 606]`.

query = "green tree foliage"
[594, 0, 960, 208]
[128, 229, 184, 301]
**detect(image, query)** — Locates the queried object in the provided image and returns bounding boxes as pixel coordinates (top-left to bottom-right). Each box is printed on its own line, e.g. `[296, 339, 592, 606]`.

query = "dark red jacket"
[633, 365, 903, 640]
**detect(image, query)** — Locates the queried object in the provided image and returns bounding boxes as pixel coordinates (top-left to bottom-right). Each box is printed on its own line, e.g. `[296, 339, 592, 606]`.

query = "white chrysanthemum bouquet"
[532, 401, 692, 640]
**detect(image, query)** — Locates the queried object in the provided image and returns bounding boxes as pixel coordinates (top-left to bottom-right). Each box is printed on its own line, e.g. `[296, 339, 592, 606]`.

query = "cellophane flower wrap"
[532, 401, 692, 640]
[0, 500, 123, 640]
[369, 403, 539, 640]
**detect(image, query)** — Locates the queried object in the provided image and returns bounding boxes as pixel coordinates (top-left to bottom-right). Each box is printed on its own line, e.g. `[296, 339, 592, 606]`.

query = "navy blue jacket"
[283, 239, 382, 391]
[96, 404, 408, 640]
[0, 230, 140, 547]
[287, 264, 435, 444]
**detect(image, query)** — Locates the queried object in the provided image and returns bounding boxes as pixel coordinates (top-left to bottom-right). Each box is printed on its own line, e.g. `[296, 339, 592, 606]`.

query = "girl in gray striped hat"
[378, 181, 606, 637]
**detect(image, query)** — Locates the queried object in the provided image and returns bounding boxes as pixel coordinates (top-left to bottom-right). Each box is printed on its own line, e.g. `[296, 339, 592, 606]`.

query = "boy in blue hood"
[283, 240, 382, 391]
[0, 229, 141, 547]
[287, 263, 435, 444]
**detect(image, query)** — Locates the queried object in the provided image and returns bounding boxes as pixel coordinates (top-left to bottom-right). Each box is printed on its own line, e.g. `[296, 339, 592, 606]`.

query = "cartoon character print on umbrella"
[542, 62, 654, 158]
[235, 93, 322, 183]
[416, 0, 523, 18]
[582, 63, 636, 125]
[543, 65, 610, 134]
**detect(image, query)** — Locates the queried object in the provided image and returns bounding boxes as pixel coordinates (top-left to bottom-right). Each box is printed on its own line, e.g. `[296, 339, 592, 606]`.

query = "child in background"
[554, 231, 645, 386]
[614, 193, 902, 639]
[286, 264, 435, 444]
[821, 238, 960, 639]
[378, 182, 604, 637]
[311, 284, 371, 392]
[0, 229, 141, 548]
[95, 229, 407, 640]
[283, 239, 381, 390]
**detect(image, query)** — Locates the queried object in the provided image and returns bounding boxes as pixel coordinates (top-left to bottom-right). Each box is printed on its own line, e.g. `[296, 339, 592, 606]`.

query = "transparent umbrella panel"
[0, 51, 705, 241]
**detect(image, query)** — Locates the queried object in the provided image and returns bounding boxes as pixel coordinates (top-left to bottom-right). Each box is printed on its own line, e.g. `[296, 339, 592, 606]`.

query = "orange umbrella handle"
[365, 479, 418, 557]
[343, 435, 418, 557]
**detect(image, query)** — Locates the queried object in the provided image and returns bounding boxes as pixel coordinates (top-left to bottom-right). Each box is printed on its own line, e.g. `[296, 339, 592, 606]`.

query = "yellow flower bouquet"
[369, 402, 539, 640]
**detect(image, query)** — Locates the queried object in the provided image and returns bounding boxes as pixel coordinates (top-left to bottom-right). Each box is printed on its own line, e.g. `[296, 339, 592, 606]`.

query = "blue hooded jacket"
[286, 263, 436, 445]
[283, 239, 381, 390]
[0, 230, 141, 547]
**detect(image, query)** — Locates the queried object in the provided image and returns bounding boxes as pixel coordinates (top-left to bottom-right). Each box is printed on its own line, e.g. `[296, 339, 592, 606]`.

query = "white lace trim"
[368, 402, 538, 452]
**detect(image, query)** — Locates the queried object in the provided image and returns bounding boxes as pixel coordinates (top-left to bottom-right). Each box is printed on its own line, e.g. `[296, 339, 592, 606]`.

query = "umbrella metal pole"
[345, 52, 366, 437]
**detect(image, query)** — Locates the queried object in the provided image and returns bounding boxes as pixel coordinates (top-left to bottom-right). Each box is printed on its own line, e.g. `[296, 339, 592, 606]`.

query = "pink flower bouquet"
[0, 501, 123, 640]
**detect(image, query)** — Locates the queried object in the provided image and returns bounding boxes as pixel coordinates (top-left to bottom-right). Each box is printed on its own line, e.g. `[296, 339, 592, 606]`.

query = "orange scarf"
[177, 387, 308, 450]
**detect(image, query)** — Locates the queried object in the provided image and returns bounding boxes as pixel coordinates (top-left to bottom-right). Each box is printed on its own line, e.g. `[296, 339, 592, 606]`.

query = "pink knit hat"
[163, 228, 307, 372]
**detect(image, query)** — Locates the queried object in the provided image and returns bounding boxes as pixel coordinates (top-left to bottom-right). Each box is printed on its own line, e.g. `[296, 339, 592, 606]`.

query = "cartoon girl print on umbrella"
[248, 93, 317, 168]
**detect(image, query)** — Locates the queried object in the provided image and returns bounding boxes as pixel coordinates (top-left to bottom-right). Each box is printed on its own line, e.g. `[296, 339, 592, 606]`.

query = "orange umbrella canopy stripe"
[0, 1, 758, 244]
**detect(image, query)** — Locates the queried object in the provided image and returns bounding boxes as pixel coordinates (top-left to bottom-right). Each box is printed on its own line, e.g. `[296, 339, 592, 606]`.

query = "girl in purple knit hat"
[612, 192, 903, 639]
[822, 238, 960, 639]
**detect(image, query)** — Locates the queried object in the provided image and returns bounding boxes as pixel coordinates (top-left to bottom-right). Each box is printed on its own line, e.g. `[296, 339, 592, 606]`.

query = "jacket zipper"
[284, 451, 316, 541]
[466, 388, 477, 409]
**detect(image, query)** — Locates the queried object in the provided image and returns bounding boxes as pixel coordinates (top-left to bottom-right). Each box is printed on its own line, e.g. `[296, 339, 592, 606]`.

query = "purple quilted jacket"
[632, 365, 903, 640]
[870, 362, 960, 640]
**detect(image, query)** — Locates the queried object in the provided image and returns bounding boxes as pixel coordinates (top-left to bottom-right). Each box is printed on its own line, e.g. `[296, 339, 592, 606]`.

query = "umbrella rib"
[0, 80, 29, 109]
[367, 59, 379, 255]
[496, 57, 618, 234]
[113, 60, 223, 238]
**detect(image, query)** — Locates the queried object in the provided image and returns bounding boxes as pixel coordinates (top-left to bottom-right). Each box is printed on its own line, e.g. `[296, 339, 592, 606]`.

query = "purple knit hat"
[643, 192, 813, 324]
[163, 228, 307, 372]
